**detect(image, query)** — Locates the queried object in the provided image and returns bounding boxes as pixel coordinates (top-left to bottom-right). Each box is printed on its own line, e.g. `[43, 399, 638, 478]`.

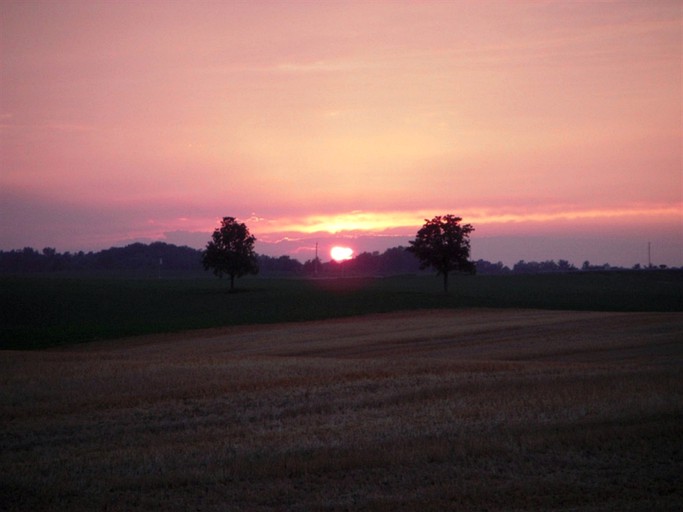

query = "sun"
[330, 246, 353, 262]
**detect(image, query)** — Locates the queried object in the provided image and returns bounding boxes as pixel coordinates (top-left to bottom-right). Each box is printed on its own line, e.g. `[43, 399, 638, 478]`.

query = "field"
[1, 270, 682, 349]
[1, 309, 682, 511]
[1, 272, 682, 510]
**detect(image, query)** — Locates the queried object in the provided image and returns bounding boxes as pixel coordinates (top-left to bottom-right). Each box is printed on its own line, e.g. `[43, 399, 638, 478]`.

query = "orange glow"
[330, 246, 354, 262]
[251, 205, 683, 238]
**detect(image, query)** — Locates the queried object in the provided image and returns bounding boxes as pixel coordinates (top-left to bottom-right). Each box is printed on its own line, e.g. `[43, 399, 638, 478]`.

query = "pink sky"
[1, 1, 681, 266]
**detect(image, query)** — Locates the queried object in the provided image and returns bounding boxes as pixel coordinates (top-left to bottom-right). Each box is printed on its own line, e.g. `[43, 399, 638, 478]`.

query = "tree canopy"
[407, 214, 475, 292]
[202, 217, 259, 290]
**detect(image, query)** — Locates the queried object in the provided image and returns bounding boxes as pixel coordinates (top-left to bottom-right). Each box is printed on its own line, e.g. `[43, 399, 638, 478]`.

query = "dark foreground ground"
[1, 309, 681, 511]
[2, 270, 682, 349]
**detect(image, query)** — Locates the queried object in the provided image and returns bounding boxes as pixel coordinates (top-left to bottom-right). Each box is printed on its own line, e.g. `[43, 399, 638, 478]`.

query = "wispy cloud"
[252, 204, 683, 238]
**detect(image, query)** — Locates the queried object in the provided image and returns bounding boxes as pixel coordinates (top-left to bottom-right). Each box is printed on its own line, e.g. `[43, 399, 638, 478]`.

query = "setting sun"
[330, 246, 354, 262]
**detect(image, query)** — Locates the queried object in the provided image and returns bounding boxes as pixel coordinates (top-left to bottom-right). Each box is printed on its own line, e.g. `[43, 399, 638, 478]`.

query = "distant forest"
[0, 242, 672, 276]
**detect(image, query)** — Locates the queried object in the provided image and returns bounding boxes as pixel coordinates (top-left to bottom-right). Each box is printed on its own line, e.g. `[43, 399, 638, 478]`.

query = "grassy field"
[1, 309, 681, 511]
[1, 270, 682, 349]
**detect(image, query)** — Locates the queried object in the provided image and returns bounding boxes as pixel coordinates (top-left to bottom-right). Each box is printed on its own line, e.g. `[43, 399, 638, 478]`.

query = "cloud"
[250, 204, 683, 238]
[2, 189, 680, 267]
[0, 189, 214, 252]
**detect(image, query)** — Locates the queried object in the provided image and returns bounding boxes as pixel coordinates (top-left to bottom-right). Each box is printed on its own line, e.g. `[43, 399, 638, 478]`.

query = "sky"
[1, 0, 681, 267]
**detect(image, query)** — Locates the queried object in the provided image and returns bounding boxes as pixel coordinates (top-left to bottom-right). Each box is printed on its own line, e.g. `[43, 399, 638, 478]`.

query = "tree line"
[0, 243, 647, 277]
[2, 214, 670, 281]
[0, 243, 201, 275]
[0, 242, 420, 276]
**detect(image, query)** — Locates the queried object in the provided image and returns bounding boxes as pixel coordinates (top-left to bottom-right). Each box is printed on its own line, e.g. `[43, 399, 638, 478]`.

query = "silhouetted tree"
[407, 214, 475, 292]
[202, 217, 258, 290]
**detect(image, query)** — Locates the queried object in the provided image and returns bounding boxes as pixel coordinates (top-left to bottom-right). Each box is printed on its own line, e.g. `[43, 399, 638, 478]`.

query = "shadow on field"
[1, 270, 681, 349]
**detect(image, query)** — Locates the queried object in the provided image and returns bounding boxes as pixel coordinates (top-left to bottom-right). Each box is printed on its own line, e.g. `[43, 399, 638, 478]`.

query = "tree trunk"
[443, 271, 449, 293]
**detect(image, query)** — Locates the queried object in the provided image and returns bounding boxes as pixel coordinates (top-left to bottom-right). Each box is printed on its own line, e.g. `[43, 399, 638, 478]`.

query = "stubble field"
[1, 308, 682, 511]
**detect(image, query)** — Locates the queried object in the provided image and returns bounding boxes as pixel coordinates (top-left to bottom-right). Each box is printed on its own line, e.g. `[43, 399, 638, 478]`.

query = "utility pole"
[648, 241, 651, 268]
[315, 242, 319, 276]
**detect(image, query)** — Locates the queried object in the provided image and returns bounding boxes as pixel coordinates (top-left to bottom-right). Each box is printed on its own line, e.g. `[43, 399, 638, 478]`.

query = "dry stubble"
[1, 309, 682, 511]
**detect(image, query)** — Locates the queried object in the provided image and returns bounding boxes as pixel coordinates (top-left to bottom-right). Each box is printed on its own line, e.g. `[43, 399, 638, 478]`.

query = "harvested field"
[1, 309, 682, 511]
